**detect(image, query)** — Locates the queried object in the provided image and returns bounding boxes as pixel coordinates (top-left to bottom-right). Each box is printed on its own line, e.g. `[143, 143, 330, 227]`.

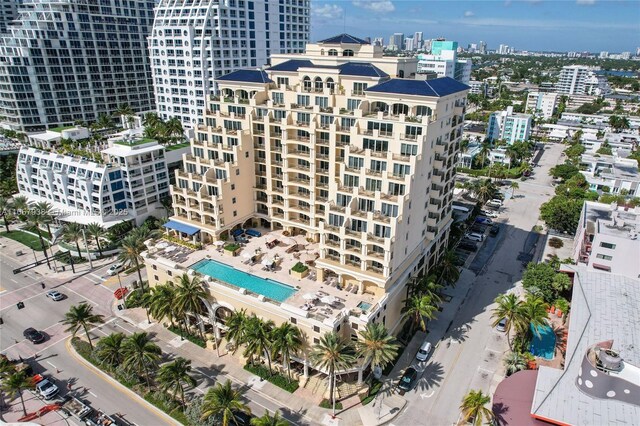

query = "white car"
[465, 232, 485, 242]
[480, 210, 498, 218]
[46, 290, 64, 301]
[496, 318, 507, 332]
[486, 200, 502, 209]
[107, 262, 124, 276]
[36, 378, 59, 400]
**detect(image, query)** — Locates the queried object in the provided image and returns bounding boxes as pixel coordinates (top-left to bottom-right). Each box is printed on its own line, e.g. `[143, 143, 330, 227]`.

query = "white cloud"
[576, 0, 595, 4]
[464, 10, 475, 17]
[312, 3, 344, 19]
[352, 0, 395, 13]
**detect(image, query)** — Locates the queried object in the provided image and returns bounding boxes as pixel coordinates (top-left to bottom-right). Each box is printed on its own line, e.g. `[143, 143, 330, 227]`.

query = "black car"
[458, 242, 478, 252]
[232, 411, 254, 426]
[23, 328, 45, 344]
[397, 367, 418, 392]
[489, 225, 500, 237]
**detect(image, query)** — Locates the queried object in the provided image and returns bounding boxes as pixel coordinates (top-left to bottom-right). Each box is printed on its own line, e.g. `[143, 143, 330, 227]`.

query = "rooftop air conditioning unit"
[597, 348, 623, 371]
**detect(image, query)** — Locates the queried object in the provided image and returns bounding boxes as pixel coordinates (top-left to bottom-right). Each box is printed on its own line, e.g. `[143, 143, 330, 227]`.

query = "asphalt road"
[391, 142, 565, 426]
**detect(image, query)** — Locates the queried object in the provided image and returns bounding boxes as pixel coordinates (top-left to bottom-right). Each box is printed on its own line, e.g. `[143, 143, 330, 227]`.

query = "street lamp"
[117, 272, 126, 309]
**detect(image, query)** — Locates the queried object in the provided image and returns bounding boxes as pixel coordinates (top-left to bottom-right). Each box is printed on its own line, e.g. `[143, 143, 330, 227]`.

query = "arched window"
[302, 76, 311, 92]
[326, 78, 335, 93]
[328, 49, 338, 56]
[314, 77, 323, 92]
[343, 49, 354, 57]
[320, 49, 325, 55]
[392, 103, 409, 115]
[416, 105, 432, 117]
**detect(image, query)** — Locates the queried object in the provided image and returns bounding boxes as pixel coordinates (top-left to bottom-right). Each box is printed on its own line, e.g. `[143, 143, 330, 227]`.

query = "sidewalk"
[116, 306, 339, 426]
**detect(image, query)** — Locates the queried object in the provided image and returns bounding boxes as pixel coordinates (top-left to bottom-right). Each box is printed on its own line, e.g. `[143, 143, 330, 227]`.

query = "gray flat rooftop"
[531, 265, 640, 425]
[583, 202, 640, 239]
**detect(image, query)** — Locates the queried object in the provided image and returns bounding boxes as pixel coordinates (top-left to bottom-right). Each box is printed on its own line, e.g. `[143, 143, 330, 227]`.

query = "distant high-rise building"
[498, 44, 509, 55]
[599, 51, 609, 59]
[620, 51, 631, 60]
[0, 0, 156, 132]
[414, 31, 423, 47]
[417, 40, 471, 84]
[373, 37, 384, 47]
[636, 47, 640, 57]
[479, 41, 487, 54]
[0, 0, 20, 34]
[557, 65, 610, 95]
[404, 37, 414, 51]
[526, 92, 559, 119]
[423, 39, 432, 53]
[150, 0, 310, 128]
[389, 32, 404, 50]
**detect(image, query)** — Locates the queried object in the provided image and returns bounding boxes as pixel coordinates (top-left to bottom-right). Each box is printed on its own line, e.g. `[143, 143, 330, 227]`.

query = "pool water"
[191, 259, 297, 302]
[530, 323, 556, 360]
[357, 301, 372, 312]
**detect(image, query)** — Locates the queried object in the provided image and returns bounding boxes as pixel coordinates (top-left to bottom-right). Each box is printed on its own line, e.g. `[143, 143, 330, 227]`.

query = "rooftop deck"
[147, 227, 381, 322]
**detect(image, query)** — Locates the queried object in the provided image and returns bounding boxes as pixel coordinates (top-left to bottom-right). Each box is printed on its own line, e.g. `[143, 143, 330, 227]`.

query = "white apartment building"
[149, 0, 310, 129]
[17, 137, 172, 227]
[580, 153, 639, 196]
[526, 91, 559, 119]
[417, 48, 471, 85]
[557, 65, 611, 96]
[0, 0, 156, 132]
[145, 35, 467, 361]
[26, 125, 90, 150]
[486, 106, 532, 144]
[0, 0, 19, 34]
[573, 201, 640, 279]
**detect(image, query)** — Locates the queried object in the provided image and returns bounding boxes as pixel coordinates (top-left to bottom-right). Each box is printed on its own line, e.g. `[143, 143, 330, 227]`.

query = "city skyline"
[311, 0, 640, 53]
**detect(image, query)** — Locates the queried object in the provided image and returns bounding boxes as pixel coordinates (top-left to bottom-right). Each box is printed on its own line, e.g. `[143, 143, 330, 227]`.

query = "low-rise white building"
[572, 201, 640, 278]
[580, 154, 639, 196]
[486, 106, 532, 144]
[526, 92, 559, 119]
[26, 126, 91, 150]
[17, 137, 174, 227]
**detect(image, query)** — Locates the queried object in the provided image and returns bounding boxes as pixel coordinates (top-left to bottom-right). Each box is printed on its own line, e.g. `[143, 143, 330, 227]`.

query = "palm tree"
[157, 357, 197, 405]
[250, 411, 288, 426]
[310, 332, 355, 415]
[243, 315, 275, 374]
[1, 371, 32, 416]
[401, 294, 438, 335]
[174, 273, 208, 339]
[459, 389, 494, 426]
[11, 195, 29, 220]
[25, 207, 51, 266]
[96, 114, 114, 130]
[201, 380, 251, 426]
[510, 181, 520, 197]
[33, 201, 55, 236]
[520, 295, 549, 338]
[504, 352, 528, 376]
[118, 234, 146, 290]
[505, 145, 519, 168]
[143, 112, 162, 129]
[62, 222, 84, 256]
[356, 323, 398, 378]
[94, 332, 126, 368]
[475, 179, 496, 204]
[478, 140, 492, 168]
[0, 196, 12, 232]
[411, 274, 442, 303]
[492, 293, 524, 350]
[164, 116, 184, 145]
[122, 332, 161, 389]
[114, 103, 134, 119]
[225, 309, 250, 353]
[62, 303, 105, 349]
[86, 222, 106, 257]
[437, 249, 460, 286]
[131, 224, 160, 243]
[160, 196, 173, 217]
[148, 283, 178, 327]
[270, 323, 303, 383]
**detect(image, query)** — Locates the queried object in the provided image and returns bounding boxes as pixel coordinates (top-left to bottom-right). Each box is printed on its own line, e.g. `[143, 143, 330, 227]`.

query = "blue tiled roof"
[338, 62, 388, 78]
[267, 60, 388, 78]
[267, 59, 315, 72]
[217, 69, 273, 83]
[318, 34, 370, 45]
[365, 77, 469, 97]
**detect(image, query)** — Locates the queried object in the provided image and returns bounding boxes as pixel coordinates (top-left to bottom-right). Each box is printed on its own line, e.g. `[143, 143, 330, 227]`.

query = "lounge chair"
[345, 283, 353, 292]
[351, 286, 358, 294]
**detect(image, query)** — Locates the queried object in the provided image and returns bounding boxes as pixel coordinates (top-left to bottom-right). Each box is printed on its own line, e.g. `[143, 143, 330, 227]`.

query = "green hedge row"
[167, 325, 207, 348]
[243, 363, 299, 393]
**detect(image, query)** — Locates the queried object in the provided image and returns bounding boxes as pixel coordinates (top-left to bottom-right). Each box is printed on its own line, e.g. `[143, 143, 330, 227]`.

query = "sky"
[310, 0, 640, 53]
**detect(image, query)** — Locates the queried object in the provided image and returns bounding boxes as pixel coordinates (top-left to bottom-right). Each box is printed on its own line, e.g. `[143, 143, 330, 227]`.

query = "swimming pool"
[191, 259, 297, 302]
[530, 323, 556, 360]
[357, 301, 372, 312]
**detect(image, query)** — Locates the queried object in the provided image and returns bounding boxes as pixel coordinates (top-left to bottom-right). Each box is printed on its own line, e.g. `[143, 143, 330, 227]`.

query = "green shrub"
[144, 391, 191, 425]
[162, 234, 201, 250]
[382, 345, 406, 375]
[167, 325, 206, 348]
[291, 262, 308, 273]
[319, 399, 343, 410]
[224, 243, 241, 252]
[243, 363, 299, 393]
[125, 288, 150, 309]
[548, 237, 564, 249]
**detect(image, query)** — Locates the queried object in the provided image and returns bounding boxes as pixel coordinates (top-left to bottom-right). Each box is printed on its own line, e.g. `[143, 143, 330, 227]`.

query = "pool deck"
[535, 313, 569, 370]
[147, 228, 379, 322]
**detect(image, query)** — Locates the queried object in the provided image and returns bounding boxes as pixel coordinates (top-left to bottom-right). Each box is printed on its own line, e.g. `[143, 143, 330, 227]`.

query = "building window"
[154, 275, 159, 281]
[599, 242, 616, 249]
[152, 265, 157, 270]
[290, 317, 297, 324]
[596, 254, 613, 261]
[167, 270, 172, 276]
[313, 325, 320, 332]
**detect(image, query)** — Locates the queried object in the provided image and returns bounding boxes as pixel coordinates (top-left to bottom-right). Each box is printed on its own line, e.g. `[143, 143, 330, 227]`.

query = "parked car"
[416, 340, 433, 362]
[492, 192, 505, 200]
[465, 232, 484, 242]
[35, 377, 59, 400]
[486, 200, 502, 209]
[489, 225, 500, 237]
[475, 216, 493, 225]
[106, 262, 124, 276]
[23, 328, 45, 344]
[480, 210, 499, 218]
[496, 318, 507, 332]
[397, 367, 418, 392]
[458, 242, 478, 252]
[489, 198, 503, 206]
[46, 290, 64, 301]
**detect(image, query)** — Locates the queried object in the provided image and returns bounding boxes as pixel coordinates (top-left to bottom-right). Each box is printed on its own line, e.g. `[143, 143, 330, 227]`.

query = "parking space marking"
[46, 361, 57, 369]
[477, 366, 493, 374]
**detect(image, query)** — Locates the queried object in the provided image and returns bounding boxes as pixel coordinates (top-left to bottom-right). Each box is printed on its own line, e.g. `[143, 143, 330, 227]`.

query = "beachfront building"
[16, 135, 172, 227]
[143, 34, 467, 380]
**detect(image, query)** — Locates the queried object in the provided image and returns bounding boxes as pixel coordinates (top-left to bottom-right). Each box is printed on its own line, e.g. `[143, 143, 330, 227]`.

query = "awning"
[492, 370, 547, 426]
[163, 220, 200, 236]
